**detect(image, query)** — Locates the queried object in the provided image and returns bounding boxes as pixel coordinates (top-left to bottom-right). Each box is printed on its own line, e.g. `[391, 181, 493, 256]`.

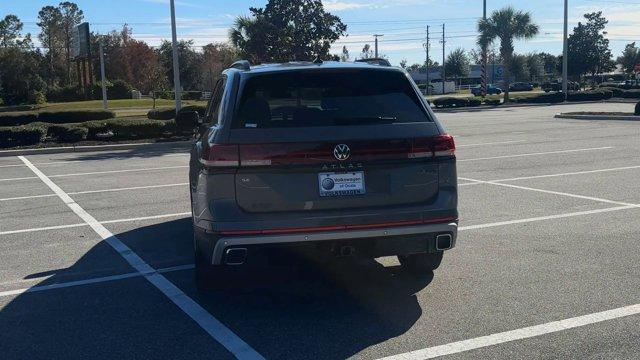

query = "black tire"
[398, 252, 444, 274]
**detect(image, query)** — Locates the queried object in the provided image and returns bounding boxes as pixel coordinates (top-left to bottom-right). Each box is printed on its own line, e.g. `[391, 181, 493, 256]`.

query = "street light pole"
[442, 23, 446, 94]
[562, 0, 568, 96]
[481, 0, 487, 97]
[170, 0, 182, 113]
[373, 34, 383, 58]
[99, 40, 107, 110]
[424, 26, 430, 93]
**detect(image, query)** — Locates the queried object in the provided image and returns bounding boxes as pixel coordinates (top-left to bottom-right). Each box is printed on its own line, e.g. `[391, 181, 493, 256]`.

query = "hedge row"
[512, 90, 614, 104]
[599, 83, 640, 90]
[0, 125, 48, 148]
[0, 109, 116, 126]
[147, 105, 207, 120]
[432, 97, 484, 108]
[0, 119, 182, 148]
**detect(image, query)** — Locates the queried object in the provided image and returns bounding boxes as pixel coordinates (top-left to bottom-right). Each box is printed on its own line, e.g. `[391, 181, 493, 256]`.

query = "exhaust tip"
[435, 234, 453, 251]
[224, 248, 247, 265]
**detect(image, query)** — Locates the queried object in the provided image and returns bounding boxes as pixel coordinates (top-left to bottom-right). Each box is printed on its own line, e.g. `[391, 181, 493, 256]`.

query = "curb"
[555, 113, 640, 121]
[432, 99, 635, 113]
[0, 140, 192, 157]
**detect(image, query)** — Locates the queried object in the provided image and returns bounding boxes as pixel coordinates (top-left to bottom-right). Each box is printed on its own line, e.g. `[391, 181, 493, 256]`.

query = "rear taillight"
[200, 144, 240, 167]
[431, 134, 456, 157]
[201, 135, 454, 168]
[411, 134, 456, 158]
[239, 143, 329, 166]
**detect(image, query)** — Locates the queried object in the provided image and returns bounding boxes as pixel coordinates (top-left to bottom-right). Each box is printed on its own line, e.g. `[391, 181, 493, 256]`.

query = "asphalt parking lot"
[1, 102, 639, 359]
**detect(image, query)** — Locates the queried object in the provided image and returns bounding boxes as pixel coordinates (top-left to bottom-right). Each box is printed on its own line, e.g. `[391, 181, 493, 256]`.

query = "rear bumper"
[210, 221, 457, 265]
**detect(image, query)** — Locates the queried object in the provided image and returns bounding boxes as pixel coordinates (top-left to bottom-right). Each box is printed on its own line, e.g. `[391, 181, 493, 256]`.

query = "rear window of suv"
[233, 69, 431, 128]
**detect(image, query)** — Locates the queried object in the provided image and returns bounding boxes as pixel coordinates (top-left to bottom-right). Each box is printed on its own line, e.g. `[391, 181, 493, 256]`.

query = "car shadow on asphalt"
[2, 218, 432, 359]
[67, 142, 191, 162]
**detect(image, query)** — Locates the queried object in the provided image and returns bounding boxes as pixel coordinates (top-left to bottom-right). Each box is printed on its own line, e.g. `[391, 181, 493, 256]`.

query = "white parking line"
[0, 183, 189, 202]
[484, 164, 640, 183]
[458, 164, 640, 187]
[0, 264, 195, 298]
[458, 146, 612, 162]
[378, 303, 640, 360]
[0, 165, 188, 182]
[0, 193, 58, 202]
[0, 223, 87, 236]
[459, 177, 640, 208]
[48, 165, 188, 178]
[0, 176, 38, 182]
[457, 140, 526, 147]
[459, 205, 636, 231]
[0, 212, 191, 236]
[18, 156, 264, 360]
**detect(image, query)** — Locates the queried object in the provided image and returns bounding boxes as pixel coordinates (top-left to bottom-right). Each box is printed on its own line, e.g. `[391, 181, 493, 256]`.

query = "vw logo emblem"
[333, 144, 350, 161]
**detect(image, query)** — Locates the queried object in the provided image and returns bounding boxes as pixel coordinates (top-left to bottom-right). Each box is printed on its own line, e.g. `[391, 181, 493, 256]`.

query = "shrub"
[512, 92, 565, 104]
[38, 110, 116, 123]
[621, 90, 640, 99]
[182, 91, 202, 100]
[108, 80, 133, 99]
[433, 97, 469, 108]
[147, 108, 176, 120]
[635, 101, 640, 116]
[153, 90, 173, 100]
[484, 98, 501, 106]
[599, 87, 624, 97]
[147, 105, 207, 120]
[47, 124, 89, 143]
[566, 90, 612, 101]
[0, 112, 39, 126]
[0, 124, 47, 148]
[46, 85, 83, 103]
[82, 118, 168, 140]
[468, 98, 482, 107]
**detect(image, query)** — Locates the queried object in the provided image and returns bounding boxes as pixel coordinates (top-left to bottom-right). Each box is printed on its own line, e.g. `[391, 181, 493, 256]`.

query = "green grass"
[0, 99, 208, 118]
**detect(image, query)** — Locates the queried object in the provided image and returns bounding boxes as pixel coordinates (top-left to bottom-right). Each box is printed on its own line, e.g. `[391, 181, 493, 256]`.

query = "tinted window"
[234, 69, 430, 129]
[206, 77, 226, 124]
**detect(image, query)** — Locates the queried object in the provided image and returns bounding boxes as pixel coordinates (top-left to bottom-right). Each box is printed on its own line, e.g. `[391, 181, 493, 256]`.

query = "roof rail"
[230, 60, 251, 71]
[355, 58, 391, 66]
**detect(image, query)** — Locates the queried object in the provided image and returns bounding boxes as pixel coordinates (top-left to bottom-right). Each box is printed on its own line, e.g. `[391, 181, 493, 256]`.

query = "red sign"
[635, 63, 640, 73]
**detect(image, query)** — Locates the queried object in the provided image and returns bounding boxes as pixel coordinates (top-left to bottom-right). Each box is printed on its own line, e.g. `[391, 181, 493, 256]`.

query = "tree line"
[1, 1, 639, 106]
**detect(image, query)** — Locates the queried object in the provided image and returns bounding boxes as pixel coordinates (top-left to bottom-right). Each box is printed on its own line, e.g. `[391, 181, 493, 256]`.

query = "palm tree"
[229, 16, 271, 64]
[478, 7, 539, 102]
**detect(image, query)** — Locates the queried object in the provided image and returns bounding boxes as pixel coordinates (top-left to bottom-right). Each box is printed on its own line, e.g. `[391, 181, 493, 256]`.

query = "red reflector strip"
[218, 216, 457, 236]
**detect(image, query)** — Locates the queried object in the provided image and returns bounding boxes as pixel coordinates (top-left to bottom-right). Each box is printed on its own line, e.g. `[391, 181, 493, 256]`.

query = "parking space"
[0, 102, 639, 359]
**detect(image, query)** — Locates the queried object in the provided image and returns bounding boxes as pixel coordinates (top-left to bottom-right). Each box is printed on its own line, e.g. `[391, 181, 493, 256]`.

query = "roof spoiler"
[355, 58, 391, 66]
[230, 60, 251, 71]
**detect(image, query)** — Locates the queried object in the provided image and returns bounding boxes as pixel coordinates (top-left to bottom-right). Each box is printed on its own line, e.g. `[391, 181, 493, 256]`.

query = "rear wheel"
[398, 252, 444, 274]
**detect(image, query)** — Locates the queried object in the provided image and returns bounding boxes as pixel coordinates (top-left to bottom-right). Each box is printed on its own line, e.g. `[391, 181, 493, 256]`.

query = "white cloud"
[139, 0, 202, 9]
[323, 0, 432, 12]
[324, 1, 373, 11]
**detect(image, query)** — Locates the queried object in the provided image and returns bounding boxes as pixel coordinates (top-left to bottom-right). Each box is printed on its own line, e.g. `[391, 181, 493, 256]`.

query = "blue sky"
[3, 0, 640, 65]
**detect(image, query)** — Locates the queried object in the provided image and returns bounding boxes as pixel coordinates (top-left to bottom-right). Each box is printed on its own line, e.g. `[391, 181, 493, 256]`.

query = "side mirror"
[176, 110, 201, 130]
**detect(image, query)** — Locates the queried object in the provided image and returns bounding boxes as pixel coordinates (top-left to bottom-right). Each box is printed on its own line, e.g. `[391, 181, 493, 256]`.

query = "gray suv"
[178, 60, 458, 290]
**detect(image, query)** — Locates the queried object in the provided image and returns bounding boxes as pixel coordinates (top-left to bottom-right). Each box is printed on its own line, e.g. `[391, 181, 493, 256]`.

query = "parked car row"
[471, 84, 502, 96]
[541, 81, 580, 92]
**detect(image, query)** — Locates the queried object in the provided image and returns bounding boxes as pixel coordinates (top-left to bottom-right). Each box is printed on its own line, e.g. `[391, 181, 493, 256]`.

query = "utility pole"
[441, 23, 446, 94]
[373, 34, 383, 58]
[481, 0, 488, 97]
[423, 26, 430, 94]
[99, 40, 108, 110]
[170, 0, 182, 113]
[562, 0, 569, 97]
